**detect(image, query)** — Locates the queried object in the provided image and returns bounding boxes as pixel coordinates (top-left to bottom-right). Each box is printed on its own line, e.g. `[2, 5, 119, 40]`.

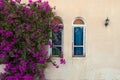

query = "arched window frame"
[51, 16, 64, 57]
[72, 17, 86, 57]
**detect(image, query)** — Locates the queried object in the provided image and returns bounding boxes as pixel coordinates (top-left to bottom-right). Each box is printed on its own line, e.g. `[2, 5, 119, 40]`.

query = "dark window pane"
[52, 47, 61, 55]
[52, 31, 62, 45]
[74, 47, 83, 55]
[74, 27, 83, 45]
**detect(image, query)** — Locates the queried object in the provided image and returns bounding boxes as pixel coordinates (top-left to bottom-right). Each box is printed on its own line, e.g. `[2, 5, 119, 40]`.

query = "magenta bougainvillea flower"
[0, 1, 4, 10]
[15, 0, 21, 3]
[0, 0, 65, 80]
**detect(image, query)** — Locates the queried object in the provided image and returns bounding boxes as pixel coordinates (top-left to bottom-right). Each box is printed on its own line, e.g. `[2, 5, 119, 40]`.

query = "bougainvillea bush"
[0, 0, 65, 80]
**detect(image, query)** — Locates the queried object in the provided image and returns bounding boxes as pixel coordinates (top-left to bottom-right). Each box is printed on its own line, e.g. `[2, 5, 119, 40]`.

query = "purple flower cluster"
[0, 1, 4, 10]
[6, 75, 34, 80]
[50, 22, 63, 33]
[0, 0, 65, 80]
[39, 1, 51, 13]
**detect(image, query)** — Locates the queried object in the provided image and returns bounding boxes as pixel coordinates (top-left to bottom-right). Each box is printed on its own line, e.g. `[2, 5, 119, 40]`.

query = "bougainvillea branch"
[0, 0, 65, 80]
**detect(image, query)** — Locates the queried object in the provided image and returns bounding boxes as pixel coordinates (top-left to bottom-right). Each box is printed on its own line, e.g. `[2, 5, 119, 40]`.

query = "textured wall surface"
[1, 0, 120, 80]
[45, 0, 120, 80]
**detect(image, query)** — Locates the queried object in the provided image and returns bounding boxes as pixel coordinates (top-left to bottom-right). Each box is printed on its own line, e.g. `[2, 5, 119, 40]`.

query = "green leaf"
[22, 48, 26, 59]
[9, 52, 14, 57]
[18, 17, 24, 23]
[37, 64, 44, 69]
[52, 47, 61, 57]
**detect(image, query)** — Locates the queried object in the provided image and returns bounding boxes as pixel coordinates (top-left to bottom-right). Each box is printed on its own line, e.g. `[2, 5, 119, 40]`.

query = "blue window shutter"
[52, 47, 62, 55]
[52, 30, 62, 56]
[74, 47, 83, 55]
[74, 27, 83, 45]
[74, 27, 83, 55]
[52, 31, 62, 45]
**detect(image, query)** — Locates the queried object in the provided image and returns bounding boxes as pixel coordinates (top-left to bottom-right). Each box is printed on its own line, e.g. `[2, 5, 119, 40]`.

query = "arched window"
[52, 16, 63, 56]
[72, 17, 86, 57]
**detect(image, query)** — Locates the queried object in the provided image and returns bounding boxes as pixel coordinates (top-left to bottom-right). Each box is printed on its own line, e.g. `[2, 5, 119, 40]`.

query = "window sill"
[72, 54, 86, 57]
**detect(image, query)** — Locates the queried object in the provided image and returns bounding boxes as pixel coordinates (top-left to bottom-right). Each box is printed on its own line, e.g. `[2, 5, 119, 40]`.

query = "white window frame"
[52, 23, 63, 57]
[48, 16, 64, 57]
[72, 17, 86, 57]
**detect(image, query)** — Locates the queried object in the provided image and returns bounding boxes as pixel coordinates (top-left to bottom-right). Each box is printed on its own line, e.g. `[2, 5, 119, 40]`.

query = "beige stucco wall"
[1, 0, 120, 80]
[45, 0, 120, 80]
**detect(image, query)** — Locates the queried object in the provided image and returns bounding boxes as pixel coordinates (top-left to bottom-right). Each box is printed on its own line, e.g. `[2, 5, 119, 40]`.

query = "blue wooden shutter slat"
[74, 27, 83, 45]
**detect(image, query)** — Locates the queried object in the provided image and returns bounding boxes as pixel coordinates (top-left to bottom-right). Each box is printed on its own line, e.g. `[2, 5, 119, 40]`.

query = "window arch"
[73, 18, 84, 24]
[72, 17, 86, 57]
[52, 16, 63, 56]
[52, 16, 63, 24]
